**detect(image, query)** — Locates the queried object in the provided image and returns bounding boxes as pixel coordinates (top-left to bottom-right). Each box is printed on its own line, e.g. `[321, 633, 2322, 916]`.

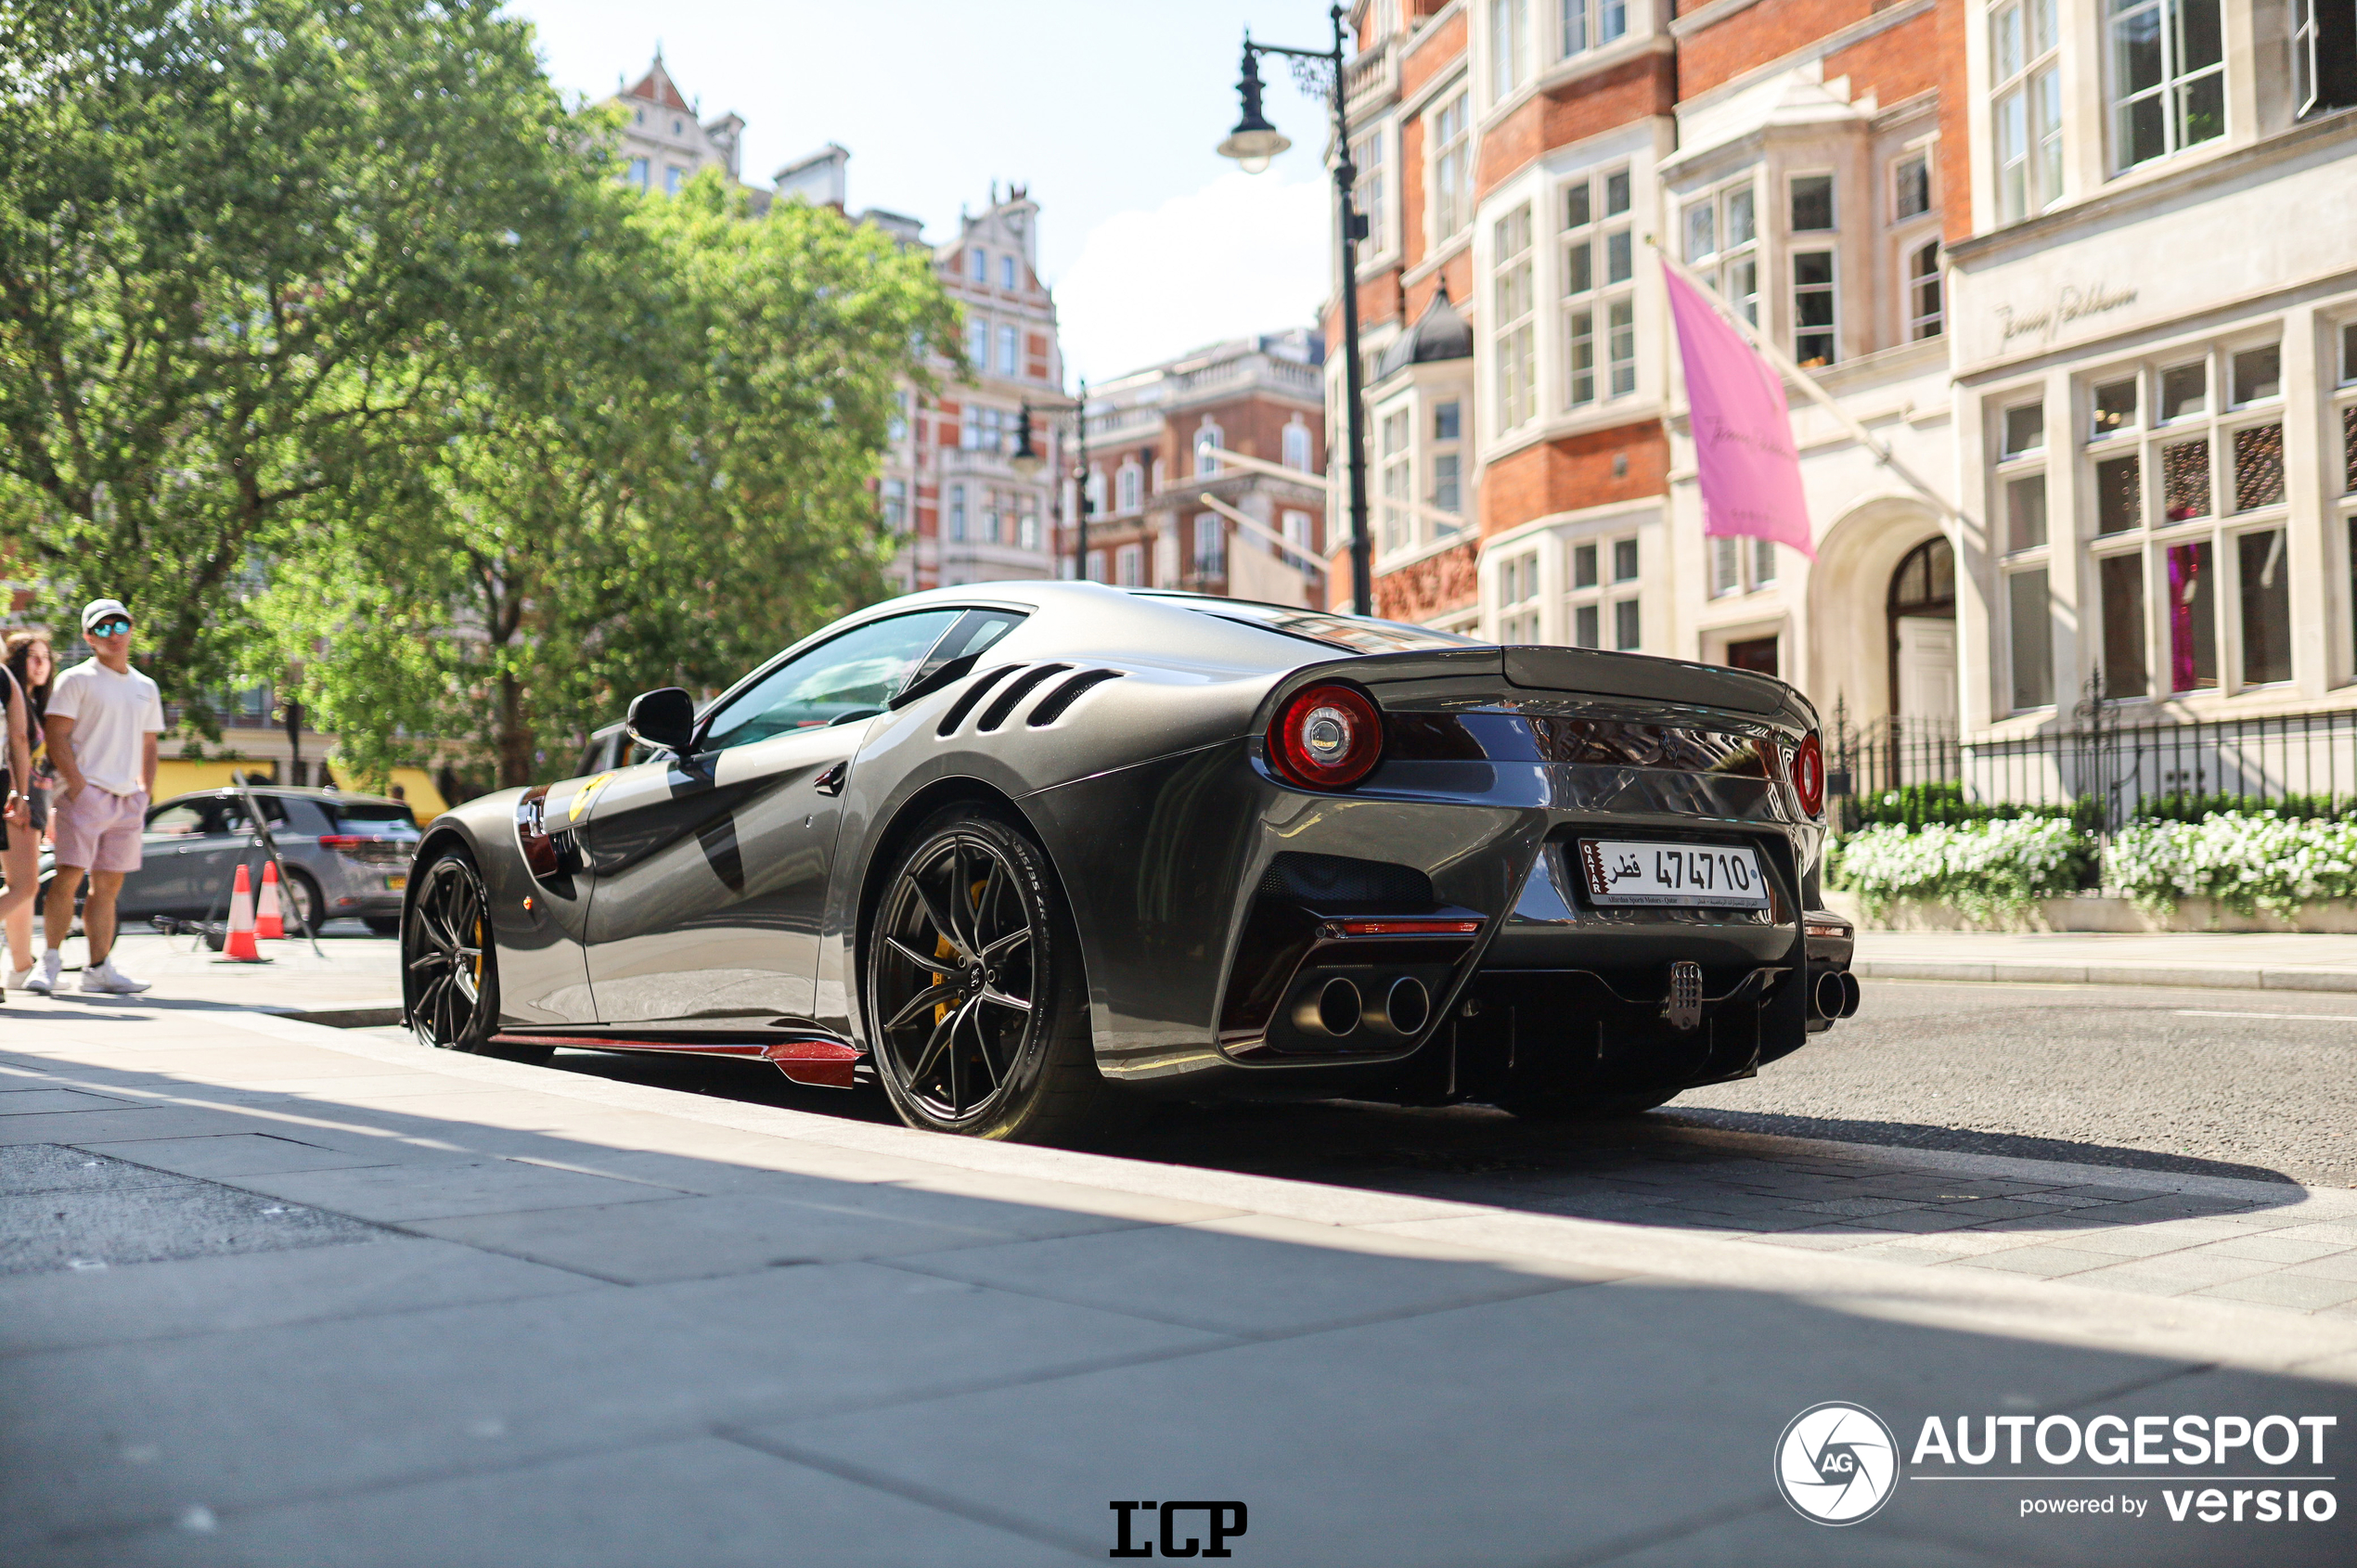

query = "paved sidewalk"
[3, 1003, 2353, 1565]
[7, 931, 401, 1022]
[1855, 929, 2357, 991]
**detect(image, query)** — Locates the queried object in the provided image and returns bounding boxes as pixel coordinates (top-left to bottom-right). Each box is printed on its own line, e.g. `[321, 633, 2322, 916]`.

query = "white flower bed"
[2106, 812, 2357, 916]
[1833, 817, 2086, 921]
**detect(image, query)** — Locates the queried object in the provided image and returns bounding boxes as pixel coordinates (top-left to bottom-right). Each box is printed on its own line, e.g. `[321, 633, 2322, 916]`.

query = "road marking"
[2175, 1009, 2357, 1022]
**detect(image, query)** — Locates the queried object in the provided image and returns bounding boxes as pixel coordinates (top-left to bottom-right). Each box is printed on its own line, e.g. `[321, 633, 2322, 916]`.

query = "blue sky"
[507, 0, 1344, 381]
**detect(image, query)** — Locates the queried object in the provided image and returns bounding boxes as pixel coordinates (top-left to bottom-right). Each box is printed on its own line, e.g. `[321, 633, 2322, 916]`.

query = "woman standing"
[1, 630, 56, 989]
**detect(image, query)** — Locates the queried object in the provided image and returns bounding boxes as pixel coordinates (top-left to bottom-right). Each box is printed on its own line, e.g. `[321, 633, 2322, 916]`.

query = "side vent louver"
[1026, 668, 1125, 726]
[936, 665, 1017, 737]
[976, 663, 1070, 731]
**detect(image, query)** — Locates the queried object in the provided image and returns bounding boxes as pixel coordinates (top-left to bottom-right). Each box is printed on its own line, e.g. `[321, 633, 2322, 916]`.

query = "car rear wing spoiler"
[1276, 646, 1816, 732]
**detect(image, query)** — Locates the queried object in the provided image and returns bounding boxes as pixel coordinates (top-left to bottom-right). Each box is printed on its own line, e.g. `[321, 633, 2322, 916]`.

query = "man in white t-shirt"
[27, 598, 164, 995]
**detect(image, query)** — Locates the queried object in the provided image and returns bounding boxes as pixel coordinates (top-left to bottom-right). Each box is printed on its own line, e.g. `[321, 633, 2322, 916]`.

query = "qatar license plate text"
[1578, 841, 1770, 908]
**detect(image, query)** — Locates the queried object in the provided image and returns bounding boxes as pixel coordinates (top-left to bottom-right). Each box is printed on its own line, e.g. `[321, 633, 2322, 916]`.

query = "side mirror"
[624, 688, 697, 755]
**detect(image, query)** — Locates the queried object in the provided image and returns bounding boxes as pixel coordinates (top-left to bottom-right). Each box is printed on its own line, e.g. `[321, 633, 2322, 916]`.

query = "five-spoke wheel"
[405, 852, 506, 1054]
[865, 810, 1108, 1141]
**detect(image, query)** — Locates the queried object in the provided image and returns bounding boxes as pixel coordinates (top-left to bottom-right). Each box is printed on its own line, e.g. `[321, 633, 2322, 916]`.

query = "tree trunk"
[496, 668, 535, 789]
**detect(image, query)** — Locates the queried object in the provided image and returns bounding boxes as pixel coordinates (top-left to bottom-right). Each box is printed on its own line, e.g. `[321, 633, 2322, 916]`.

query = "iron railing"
[1825, 678, 2357, 834]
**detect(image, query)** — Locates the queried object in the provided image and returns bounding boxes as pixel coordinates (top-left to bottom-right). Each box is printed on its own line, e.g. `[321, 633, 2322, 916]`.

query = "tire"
[403, 849, 550, 1065]
[279, 868, 323, 935]
[863, 808, 1113, 1143]
[1498, 1086, 1683, 1121]
[364, 916, 402, 937]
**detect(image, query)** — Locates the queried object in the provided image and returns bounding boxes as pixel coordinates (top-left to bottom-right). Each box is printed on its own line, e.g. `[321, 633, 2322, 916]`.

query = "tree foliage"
[253, 174, 958, 790]
[0, 0, 578, 726]
[0, 3, 961, 790]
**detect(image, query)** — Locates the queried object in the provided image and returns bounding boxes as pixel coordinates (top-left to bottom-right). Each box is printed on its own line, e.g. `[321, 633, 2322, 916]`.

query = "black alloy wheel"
[865, 810, 1109, 1142]
[404, 851, 547, 1063]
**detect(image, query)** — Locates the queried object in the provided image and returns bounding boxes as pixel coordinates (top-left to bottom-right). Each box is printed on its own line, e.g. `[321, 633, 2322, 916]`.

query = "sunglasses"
[89, 619, 133, 636]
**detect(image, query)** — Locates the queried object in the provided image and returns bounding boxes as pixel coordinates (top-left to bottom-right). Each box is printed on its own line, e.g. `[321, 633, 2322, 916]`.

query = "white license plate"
[1578, 840, 1770, 908]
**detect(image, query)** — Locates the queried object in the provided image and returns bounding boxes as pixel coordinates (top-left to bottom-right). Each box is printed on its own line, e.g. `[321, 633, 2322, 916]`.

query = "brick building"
[888, 182, 1067, 591]
[604, 58, 1067, 593]
[1328, 0, 2357, 758]
[1068, 332, 1329, 602]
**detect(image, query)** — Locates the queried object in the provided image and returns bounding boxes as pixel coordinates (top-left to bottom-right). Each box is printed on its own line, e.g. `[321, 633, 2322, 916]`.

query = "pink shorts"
[52, 788, 148, 873]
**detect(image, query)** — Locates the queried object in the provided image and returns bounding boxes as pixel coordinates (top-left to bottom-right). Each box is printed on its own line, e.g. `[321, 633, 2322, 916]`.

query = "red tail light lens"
[1792, 732, 1825, 818]
[1268, 683, 1384, 790]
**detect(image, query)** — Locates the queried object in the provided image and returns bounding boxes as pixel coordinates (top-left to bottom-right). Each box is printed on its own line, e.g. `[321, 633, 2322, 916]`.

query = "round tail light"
[1792, 731, 1825, 818]
[1268, 683, 1384, 790]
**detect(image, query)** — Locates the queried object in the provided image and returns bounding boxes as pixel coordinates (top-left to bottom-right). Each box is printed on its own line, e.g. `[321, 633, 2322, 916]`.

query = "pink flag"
[1664, 265, 1815, 559]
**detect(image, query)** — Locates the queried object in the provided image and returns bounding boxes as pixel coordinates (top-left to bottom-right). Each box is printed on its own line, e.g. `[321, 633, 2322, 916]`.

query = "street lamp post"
[1011, 381, 1091, 580]
[1216, 6, 1372, 618]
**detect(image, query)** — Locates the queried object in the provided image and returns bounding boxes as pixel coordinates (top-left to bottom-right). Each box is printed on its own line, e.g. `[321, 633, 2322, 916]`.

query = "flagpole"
[1646, 237, 1964, 525]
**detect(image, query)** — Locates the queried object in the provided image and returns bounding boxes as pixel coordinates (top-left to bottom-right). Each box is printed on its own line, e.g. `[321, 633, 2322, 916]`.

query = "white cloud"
[1052, 171, 1330, 385]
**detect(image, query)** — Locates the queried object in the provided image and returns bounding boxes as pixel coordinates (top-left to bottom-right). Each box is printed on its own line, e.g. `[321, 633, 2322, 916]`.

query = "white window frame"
[1559, 0, 1629, 58]
[1000, 254, 1017, 289]
[1494, 204, 1537, 431]
[1115, 462, 1141, 513]
[1193, 419, 1225, 477]
[1681, 174, 1759, 326]
[1561, 166, 1636, 408]
[1379, 404, 1413, 556]
[1907, 240, 1945, 341]
[1431, 396, 1465, 532]
[1496, 550, 1542, 642]
[1116, 543, 1144, 587]
[1282, 419, 1313, 472]
[1489, 0, 1531, 102]
[1990, 0, 2063, 221]
[2106, 0, 2227, 174]
[1431, 91, 1473, 242]
[971, 249, 987, 281]
[997, 323, 1019, 377]
[1791, 246, 1838, 367]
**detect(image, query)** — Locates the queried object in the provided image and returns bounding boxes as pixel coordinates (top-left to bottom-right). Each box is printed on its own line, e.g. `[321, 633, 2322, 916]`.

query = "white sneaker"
[24, 951, 60, 994]
[80, 959, 150, 995]
[5, 966, 28, 990]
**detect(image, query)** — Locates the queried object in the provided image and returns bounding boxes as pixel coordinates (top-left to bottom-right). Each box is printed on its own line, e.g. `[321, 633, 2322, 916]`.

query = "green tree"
[0, 0, 582, 726]
[260, 173, 959, 792]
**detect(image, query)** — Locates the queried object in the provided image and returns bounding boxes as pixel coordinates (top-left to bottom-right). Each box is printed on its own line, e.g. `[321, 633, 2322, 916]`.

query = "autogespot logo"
[1776, 1402, 1900, 1525]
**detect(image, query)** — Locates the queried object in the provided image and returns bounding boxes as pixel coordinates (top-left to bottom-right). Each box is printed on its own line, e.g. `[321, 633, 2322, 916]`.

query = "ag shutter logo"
[1776, 1402, 1900, 1525]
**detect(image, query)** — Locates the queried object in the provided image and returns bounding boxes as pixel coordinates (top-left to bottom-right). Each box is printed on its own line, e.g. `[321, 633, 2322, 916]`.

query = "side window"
[146, 800, 213, 836]
[700, 611, 966, 752]
[908, 609, 1026, 688]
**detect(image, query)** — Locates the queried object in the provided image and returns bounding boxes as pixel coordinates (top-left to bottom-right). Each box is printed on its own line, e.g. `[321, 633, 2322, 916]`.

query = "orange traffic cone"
[256, 859, 285, 939]
[223, 864, 263, 961]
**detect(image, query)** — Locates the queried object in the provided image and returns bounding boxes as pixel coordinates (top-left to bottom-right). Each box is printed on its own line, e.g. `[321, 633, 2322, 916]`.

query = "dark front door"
[579, 609, 970, 1029]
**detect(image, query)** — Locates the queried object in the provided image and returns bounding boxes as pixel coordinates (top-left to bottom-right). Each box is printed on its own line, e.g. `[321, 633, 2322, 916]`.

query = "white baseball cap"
[82, 598, 131, 632]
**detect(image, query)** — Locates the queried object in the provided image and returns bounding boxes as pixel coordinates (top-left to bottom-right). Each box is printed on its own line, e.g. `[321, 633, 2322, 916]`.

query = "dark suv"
[38, 786, 420, 934]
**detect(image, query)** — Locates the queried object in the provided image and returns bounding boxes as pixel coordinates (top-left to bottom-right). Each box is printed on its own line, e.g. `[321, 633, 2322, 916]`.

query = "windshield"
[1145, 595, 1488, 655]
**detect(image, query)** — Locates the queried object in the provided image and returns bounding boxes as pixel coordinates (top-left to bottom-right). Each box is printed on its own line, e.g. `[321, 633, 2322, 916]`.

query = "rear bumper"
[1025, 741, 1848, 1097]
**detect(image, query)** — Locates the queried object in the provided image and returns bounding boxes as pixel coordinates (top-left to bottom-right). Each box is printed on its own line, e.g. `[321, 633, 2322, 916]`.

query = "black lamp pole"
[1012, 388, 1093, 580]
[1217, 6, 1371, 616]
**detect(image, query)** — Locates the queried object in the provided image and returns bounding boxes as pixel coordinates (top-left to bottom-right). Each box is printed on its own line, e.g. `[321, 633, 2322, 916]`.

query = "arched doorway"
[1887, 536, 1956, 736]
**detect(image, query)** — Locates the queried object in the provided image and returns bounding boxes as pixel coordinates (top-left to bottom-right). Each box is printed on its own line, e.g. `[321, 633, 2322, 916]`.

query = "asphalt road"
[367, 978, 2357, 1192]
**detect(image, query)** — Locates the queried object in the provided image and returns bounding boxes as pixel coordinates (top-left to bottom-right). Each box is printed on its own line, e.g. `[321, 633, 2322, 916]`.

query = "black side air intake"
[976, 663, 1071, 731]
[937, 665, 1019, 736]
[1026, 668, 1125, 726]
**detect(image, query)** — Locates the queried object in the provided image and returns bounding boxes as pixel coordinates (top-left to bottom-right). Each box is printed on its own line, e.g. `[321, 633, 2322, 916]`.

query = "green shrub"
[1831, 818, 2093, 921]
[2106, 812, 2357, 915]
